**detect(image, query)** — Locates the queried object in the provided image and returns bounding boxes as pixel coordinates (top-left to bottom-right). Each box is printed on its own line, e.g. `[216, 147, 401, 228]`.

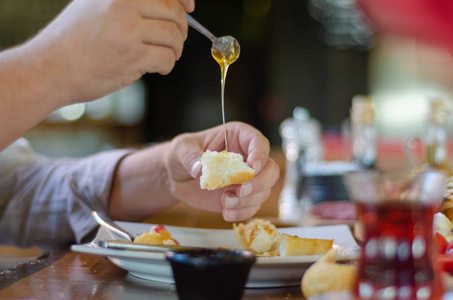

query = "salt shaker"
[278, 107, 323, 223]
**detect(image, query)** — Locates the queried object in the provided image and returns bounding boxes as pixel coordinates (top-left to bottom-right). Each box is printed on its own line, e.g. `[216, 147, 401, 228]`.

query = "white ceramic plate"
[71, 222, 360, 288]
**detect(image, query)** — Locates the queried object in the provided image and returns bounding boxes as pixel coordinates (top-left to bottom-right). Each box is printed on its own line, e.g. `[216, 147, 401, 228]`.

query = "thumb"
[189, 156, 202, 178]
[166, 132, 204, 181]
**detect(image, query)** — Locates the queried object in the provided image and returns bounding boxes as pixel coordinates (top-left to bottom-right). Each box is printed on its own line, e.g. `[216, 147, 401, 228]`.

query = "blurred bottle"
[412, 98, 452, 175]
[350, 95, 376, 169]
[278, 107, 323, 223]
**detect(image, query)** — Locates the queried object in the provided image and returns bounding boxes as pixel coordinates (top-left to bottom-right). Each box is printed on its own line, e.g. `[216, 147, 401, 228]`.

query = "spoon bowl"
[211, 36, 240, 65]
[186, 15, 240, 65]
[91, 211, 135, 242]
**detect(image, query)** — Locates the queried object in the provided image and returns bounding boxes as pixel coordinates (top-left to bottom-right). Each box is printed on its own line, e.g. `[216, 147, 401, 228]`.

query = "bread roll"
[301, 248, 357, 298]
[200, 150, 255, 190]
[279, 234, 334, 257]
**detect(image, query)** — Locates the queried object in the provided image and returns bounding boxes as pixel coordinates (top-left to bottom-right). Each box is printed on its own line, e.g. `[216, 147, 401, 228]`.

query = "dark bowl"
[165, 248, 256, 300]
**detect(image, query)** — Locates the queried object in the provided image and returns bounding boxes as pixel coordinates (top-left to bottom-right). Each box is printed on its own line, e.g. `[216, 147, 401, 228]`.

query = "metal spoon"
[186, 14, 240, 64]
[91, 211, 135, 242]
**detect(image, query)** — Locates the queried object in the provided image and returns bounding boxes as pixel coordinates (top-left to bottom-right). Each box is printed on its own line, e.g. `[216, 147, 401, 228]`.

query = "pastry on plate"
[279, 233, 334, 257]
[134, 225, 179, 245]
[234, 219, 335, 257]
[233, 219, 281, 256]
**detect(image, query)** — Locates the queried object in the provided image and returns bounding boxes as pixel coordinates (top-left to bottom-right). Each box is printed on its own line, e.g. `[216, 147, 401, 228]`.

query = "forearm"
[0, 45, 64, 151]
[109, 142, 179, 221]
[0, 139, 132, 249]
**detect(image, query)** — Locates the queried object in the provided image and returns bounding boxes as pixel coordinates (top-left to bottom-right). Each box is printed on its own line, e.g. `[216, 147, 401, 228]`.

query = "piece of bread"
[279, 234, 334, 257]
[233, 219, 281, 256]
[301, 248, 357, 298]
[200, 150, 255, 190]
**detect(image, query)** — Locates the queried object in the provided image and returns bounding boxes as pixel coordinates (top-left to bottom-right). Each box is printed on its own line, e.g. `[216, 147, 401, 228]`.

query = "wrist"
[109, 142, 179, 221]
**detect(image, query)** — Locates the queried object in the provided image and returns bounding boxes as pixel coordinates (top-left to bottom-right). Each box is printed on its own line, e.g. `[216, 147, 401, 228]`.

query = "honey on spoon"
[187, 15, 240, 151]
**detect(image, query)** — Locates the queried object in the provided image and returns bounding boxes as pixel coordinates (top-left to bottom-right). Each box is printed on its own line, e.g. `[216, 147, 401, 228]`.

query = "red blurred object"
[433, 233, 453, 275]
[359, 0, 453, 51]
[310, 201, 356, 220]
[446, 239, 453, 255]
[434, 232, 448, 255]
[437, 254, 453, 275]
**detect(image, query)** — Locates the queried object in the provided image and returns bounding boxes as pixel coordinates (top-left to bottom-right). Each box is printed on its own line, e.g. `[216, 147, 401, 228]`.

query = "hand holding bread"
[164, 122, 279, 222]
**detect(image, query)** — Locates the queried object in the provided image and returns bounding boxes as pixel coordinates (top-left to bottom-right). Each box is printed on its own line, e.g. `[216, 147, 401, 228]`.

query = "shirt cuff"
[67, 149, 134, 244]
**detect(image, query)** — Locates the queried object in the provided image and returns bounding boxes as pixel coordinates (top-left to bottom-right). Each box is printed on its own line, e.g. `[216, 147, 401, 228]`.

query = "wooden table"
[0, 250, 305, 299]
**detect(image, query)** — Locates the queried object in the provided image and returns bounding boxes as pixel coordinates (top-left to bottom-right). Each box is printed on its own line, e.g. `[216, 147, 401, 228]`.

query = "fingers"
[222, 188, 271, 222]
[141, 45, 177, 75]
[222, 189, 271, 210]
[142, 19, 185, 60]
[245, 137, 270, 174]
[222, 189, 269, 222]
[31, 0, 193, 103]
[222, 192, 267, 222]
[224, 121, 270, 174]
[235, 157, 279, 198]
[136, 0, 188, 39]
[220, 157, 280, 222]
[178, 0, 195, 12]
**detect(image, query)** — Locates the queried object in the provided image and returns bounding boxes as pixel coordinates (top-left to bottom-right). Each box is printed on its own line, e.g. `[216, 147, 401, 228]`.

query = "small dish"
[166, 248, 256, 300]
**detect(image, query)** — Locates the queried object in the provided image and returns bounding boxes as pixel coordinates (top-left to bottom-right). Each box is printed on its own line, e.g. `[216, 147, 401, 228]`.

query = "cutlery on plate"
[71, 180, 136, 242]
[98, 240, 224, 253]
[91, 211, 136, 242]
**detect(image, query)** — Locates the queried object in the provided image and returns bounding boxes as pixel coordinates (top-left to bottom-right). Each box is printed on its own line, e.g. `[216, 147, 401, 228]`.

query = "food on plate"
[134, 224, 179, 245]
[233, 219, 281, 256]
[301, 248, 357, 298]
[440, 199, 453, 223]
[440, 177, 453, 222]
[233, 219, 334, 257]
[433, 212, 453, 242]
[200, 150, 255, 190]
[279, 234, 334, 257]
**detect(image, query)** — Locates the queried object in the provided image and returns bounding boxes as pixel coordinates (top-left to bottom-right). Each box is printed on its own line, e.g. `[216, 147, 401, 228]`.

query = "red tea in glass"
[344, 171, 447, 300]
[355, 200, 442, 299]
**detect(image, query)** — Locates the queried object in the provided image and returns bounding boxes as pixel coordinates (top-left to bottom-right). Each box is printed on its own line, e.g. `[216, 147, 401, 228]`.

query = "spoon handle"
[91, 211, 135, 242]
[187, 14, 216, 42]
[99, 240, 210, 252]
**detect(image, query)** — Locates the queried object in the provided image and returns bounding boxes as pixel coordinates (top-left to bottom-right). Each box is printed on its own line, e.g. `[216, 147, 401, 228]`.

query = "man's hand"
[27, 0, 195, 104]
[166, 122, 280, 222]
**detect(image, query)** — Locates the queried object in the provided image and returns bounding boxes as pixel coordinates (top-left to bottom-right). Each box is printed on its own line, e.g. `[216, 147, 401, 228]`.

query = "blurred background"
[1, 0, 453, 157]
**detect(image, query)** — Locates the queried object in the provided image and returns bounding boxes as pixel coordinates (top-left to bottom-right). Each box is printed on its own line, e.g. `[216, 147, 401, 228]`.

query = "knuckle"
[172, 132, 191, 146]
[163, 21, 180, 37]
[154, 51, 176, 74]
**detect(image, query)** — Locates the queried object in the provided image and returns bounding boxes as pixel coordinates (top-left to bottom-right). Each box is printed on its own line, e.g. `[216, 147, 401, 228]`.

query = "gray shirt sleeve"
[0, 138, 133, 250]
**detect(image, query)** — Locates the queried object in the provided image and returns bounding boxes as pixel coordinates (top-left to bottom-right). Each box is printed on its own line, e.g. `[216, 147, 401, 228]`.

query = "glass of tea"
[344, 170, 447, 300]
